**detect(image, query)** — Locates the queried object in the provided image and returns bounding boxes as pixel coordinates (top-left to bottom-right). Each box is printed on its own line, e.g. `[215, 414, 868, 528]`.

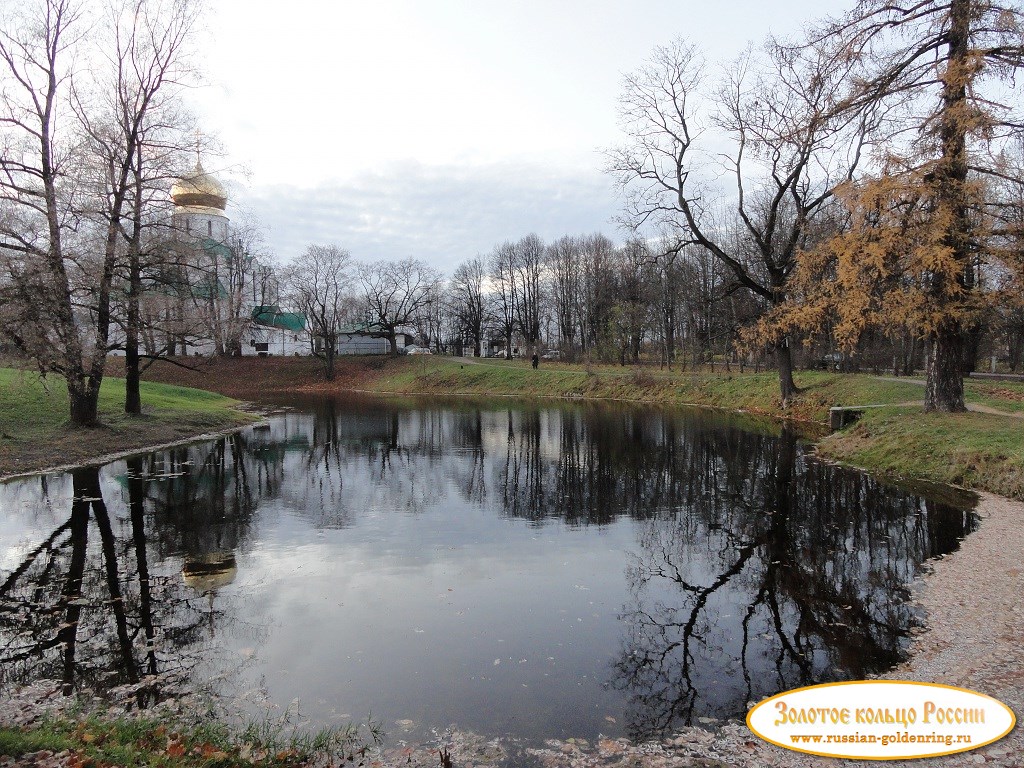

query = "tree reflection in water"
[610, 429, 976, 740]
[0, 397, 976, 739]
[0, 438, 263, 706]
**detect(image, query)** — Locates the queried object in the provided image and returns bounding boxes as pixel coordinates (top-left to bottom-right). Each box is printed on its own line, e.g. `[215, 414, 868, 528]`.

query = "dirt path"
[870, 376, 1024, 418]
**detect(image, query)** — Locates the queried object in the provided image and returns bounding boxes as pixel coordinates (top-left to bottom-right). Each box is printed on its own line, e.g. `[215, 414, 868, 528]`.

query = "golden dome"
[182, 552, 237, 594]
[171, 161, 227, 210]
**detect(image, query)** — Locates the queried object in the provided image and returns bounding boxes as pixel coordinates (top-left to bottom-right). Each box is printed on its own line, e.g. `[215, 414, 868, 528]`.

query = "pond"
[0, 397, 977, 744]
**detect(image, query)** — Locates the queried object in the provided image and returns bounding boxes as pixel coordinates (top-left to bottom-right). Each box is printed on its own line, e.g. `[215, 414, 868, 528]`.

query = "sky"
[191, 0, 853, 274]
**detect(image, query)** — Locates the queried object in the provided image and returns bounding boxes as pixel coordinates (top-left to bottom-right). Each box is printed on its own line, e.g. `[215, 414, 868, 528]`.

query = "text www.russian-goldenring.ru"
[790, 732, 972, 747]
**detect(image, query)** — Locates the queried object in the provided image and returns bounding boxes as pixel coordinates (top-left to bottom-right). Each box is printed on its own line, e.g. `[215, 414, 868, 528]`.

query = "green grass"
[0, 367, 255, 476]
[363, 358, 928, 423]
[0, 713, 380, 768]
[818, 406, 1024, 499]
[964, 378, 1024, 414]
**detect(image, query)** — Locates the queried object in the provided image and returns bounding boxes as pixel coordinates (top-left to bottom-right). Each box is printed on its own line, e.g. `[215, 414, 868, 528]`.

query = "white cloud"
[231, 160, 620, 273]
[190, 0, 856, 273]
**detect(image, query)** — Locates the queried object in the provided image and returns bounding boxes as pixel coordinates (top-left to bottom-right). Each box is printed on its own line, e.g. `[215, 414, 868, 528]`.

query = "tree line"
[608, 0, 1024, 411]
[278, 233, 769, 380]
[290, 0, 1024, 415]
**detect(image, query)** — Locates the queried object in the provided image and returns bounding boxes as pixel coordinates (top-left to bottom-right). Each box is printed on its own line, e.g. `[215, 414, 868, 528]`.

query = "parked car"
[405, 345, 432, 355]
[541, 350, 560, 360]
[819, 352, 844, 370]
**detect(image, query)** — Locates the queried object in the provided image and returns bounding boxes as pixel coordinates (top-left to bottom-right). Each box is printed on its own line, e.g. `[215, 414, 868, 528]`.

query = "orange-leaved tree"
[766, 0, 1024, 412]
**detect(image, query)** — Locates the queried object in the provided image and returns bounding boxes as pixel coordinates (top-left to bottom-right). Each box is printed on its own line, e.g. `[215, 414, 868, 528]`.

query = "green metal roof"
[252, 305, 306, 332]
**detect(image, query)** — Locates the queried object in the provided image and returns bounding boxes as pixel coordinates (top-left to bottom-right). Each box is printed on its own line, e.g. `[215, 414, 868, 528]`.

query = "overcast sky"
[191, 0, 852, 274]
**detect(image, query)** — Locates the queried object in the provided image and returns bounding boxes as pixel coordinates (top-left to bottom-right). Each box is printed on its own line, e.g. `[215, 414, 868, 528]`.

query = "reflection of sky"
[0, 401, 977, 744]
[229, 497, 634, 739]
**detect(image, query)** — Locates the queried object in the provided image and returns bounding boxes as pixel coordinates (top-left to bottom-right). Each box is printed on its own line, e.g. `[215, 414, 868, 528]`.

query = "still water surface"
[0, 397, 976, 743]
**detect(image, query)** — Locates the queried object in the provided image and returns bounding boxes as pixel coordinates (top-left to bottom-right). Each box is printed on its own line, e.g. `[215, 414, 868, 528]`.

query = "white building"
[245, 306, 311, 356]
[126, 161, 409, 358]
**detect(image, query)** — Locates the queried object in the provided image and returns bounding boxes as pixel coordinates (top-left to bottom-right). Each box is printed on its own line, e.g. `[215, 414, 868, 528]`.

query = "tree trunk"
[125, 250, 142, 415]
[324, 350, 336, 381]
[324, 334, 337, 380]
[925, 327, 966, 412]
[923, 0, 970, 412]
[776, 340, 798, 407]
[68, 377, 100, 427]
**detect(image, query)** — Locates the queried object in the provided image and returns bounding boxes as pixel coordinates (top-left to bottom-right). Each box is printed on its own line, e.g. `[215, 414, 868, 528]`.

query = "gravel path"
[3, 494, 1021, 768]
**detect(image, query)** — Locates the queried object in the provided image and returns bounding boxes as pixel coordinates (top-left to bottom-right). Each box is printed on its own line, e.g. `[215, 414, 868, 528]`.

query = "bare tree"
[611, 238, 654, 365]
[284, 244, 353, 380]
[79, 0, 200, 413]
[0, 0, 103, 425]
[488, 242, 518, 358]
[511, 233, 544, 355]
[547, 235, 584, 357]
[580, 233, 617, 359]
[359, 257, 441, 355]
[448, 255, 486, 356]
[608, 37, 871, 404]
[0, 0, 199, 424]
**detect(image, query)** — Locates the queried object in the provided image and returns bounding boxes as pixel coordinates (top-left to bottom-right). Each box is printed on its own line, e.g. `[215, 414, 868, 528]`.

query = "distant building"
[246, 306, 310, 356]
[336, 324, 415, 355]
[119, 161, 411, 358]
[127, 160, 256, 356]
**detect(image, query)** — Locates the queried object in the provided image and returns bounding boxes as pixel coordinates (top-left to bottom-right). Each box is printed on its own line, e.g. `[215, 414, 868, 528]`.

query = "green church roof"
[252, 305, 306, 332]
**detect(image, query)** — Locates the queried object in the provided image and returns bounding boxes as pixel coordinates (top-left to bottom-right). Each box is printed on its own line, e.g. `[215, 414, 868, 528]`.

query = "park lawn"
[0, 367, 255, 477]
[964, 378, 1024, 414]
[366, 357, 927, 423]
[818, 406, 1024, 500]
[128, 355, 1021, 422]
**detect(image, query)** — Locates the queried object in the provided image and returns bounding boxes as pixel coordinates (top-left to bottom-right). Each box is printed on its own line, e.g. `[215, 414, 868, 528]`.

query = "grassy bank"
[817, 406, 1024, 499]
[360, 357, 931, 423]
[117, 355, 930, 422]
[0, 712, 376, 768]
[0, 368, 256, 477]
[123, 355, 1024, 500]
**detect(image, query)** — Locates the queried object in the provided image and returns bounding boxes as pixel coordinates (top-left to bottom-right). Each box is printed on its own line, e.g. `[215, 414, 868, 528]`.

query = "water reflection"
[0, 398, 976, 741]
[610, 429, 974, 739]
[0, 464, 217, 705]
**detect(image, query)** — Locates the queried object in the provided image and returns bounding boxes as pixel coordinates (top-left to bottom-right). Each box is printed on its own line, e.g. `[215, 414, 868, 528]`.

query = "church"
[145, 161, 398, 357]
[145, 160, 311, 356]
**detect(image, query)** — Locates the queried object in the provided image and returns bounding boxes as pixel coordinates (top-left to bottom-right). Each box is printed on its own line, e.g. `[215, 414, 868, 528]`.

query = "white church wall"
[242, 326, 312, 357]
